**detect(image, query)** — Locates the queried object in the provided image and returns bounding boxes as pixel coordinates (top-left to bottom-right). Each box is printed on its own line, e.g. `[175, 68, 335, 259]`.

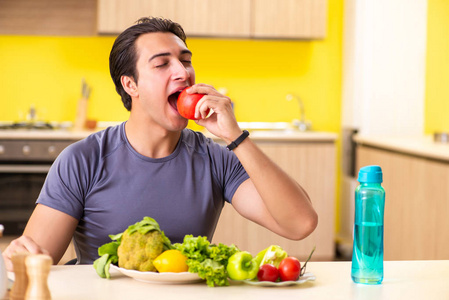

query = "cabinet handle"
[48, 146, 56, 155]
[22, 145, 31, 155]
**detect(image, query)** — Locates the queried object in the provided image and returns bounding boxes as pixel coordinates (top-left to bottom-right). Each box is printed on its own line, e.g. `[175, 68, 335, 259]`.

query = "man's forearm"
[232, 137, 318, 239]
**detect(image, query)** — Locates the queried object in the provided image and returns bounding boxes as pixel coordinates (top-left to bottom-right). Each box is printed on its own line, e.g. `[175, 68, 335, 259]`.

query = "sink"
[247, 129, 337, 142]
[202, 124, 336, 142]
[249, 129, 312, 138]
[238, 122, 293, 131]
[237, 121, 311, 133]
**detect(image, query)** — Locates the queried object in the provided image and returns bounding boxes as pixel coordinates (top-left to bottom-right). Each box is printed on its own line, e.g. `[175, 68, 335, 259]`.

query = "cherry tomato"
[257, 264, 279, 282]
[177, 88, 208, 120]
[278, 257, 301, 281]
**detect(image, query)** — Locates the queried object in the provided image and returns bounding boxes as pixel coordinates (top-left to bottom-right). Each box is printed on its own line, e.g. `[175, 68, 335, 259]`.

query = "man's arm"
[190, 83, 318, 240]
[230, 137, 318, 240]
[2, 204, 78, 271]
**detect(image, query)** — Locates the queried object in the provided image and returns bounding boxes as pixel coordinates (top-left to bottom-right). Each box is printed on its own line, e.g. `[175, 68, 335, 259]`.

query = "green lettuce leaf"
[174, 235, 239, 287]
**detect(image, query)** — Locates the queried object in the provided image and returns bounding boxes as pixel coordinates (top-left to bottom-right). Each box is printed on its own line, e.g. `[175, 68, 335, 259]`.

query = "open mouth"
[168, 87, 188, 113]
[168, 91, 181, 112]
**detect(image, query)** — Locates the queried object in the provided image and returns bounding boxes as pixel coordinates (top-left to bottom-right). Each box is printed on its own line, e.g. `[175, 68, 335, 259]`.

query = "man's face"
[130, 32, 195, 131]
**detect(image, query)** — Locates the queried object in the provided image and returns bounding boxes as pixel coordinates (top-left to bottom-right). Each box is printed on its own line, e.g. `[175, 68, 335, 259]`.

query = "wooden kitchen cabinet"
[97, 0, 327, 39]
[97, 0, 251, 37]
[356, 145, 449, 260]
[0, 0, 97, 35]
[252, 0, 327, 39]
[212, 141, 336, 260]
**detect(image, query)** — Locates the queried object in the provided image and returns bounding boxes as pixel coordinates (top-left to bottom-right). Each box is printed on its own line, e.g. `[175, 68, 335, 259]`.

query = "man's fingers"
[187, 84, 220, 96]
[13, 236, 43, 254]
[2, 235, 49, 271]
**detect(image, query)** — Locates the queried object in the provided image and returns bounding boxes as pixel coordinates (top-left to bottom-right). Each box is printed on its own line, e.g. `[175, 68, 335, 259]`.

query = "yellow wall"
[0, 1, 343, 133]
[425, 0, 449, 134]
[0, 36, 124, 122]
[0, 1, 343, 231]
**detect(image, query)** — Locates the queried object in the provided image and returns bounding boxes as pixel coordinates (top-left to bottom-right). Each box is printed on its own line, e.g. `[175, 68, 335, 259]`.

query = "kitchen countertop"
[0, 127, 338, 142]
[354, 134, 449, 162]
[5, 260, 449, 300]
[0, 129, 97, 140]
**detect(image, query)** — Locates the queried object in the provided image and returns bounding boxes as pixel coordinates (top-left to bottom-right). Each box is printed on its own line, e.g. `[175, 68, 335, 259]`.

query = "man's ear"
[121, 75, 138, 97]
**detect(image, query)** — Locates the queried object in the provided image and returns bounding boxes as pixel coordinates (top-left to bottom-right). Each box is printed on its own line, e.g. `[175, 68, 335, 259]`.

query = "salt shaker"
[24, 254, 52, 300]
[0, 224, 8, 300]
[10, 253, 30, 300]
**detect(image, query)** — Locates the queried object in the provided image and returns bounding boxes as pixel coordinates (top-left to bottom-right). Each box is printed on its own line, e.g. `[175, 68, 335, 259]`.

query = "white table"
[6, 260, 449, 300]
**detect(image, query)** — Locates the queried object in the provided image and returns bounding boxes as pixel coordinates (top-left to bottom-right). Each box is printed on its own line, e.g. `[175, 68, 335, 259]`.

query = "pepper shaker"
[25, 254, 52, 300]
[10, 253, 30, 300]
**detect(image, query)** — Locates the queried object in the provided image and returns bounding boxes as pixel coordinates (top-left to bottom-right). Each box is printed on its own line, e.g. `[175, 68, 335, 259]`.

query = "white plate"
[242, 272, 316, 287]
[110, 265, 203, 284]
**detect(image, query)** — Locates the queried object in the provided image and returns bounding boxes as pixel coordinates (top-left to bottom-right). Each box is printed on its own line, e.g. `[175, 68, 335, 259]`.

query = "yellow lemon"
[153, 249, 189, 273]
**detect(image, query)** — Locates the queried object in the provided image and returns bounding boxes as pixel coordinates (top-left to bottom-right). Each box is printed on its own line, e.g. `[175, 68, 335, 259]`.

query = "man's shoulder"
[61, 123, 126, 161]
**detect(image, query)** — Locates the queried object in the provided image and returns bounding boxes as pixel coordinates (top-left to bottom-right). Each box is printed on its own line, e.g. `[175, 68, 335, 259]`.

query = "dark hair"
[109, 17, 187, 111]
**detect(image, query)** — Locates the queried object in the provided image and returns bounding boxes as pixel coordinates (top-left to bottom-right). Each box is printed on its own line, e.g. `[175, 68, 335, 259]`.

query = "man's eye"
[182, 60, 192, 65]
[155, 62, 168, 68]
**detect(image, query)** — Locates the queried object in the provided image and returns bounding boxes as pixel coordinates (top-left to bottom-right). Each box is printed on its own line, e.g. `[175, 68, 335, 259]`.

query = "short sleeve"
[37, 140, 93, 220]
[207, 139, 249, 203]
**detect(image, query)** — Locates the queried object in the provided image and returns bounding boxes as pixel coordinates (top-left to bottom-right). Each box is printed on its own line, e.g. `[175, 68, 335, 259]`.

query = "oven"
[0, 138, 75, 235]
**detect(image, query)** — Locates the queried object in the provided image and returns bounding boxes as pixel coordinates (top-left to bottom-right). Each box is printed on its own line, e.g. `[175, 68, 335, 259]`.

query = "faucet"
[286, 94, 311, 131]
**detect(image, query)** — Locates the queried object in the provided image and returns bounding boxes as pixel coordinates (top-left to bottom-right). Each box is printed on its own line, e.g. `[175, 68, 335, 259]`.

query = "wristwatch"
[226, 130, 250, 151]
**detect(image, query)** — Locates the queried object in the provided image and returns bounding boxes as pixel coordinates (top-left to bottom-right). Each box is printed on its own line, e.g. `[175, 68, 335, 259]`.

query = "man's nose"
[171, 60, 190, 81]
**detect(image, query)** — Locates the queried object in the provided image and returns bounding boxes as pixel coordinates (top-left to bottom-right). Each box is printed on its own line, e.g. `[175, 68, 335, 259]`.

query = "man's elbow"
[289, 211, 319, 241]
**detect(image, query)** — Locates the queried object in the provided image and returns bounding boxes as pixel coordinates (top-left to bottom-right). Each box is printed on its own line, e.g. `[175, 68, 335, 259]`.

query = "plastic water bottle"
[351, 165, 385, 284]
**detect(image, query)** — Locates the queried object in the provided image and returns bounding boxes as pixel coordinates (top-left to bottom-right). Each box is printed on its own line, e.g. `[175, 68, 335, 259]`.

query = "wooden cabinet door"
[0, 0, 97, 35]
[98, 0, 251, 37]
[357, 146, 449, 260]
[97, 0, 145, 34]
[251, 0, 327, 39]
[212, 142, 336, 260]
[171, 0, 251, 37]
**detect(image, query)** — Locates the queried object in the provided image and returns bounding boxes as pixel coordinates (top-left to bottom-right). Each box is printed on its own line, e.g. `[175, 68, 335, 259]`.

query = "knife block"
[74, 97, 88, 131]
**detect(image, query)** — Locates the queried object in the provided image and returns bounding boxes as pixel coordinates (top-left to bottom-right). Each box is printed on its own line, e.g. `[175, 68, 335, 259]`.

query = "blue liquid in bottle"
[352, 222, 384, 284]
[351, 166, 385, 284]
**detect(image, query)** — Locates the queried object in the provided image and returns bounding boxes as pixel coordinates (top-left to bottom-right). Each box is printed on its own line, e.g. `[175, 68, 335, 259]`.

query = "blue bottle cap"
[358, 165, 383, 183]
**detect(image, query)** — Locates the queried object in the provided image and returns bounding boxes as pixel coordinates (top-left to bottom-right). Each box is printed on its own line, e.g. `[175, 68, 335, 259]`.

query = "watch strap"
[226, 130, 250, 151]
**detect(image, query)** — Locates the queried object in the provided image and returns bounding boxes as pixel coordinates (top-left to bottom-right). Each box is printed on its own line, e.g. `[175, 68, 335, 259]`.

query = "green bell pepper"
[226, 251, 259, 280]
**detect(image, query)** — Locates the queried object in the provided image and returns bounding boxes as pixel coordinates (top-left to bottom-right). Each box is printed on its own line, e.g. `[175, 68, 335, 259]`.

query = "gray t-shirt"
[37, 123, 249, 264]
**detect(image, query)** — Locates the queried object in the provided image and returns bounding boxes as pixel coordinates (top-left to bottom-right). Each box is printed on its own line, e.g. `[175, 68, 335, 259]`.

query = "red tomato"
[177, 88, 207, 120]
[257, 264, 279, 282]
[278, 257, 301, 281]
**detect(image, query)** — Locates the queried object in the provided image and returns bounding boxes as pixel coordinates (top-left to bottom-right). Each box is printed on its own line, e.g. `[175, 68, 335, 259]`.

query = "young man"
[2, 17, 317, 270]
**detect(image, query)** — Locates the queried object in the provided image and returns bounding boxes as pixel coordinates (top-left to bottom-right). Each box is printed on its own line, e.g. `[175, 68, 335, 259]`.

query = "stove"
[0, 121, 54, 130]
[0, 127, 76, 235]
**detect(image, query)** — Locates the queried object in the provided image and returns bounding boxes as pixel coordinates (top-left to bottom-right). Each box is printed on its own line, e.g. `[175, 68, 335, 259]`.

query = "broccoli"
[117, 229, 164, 272]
